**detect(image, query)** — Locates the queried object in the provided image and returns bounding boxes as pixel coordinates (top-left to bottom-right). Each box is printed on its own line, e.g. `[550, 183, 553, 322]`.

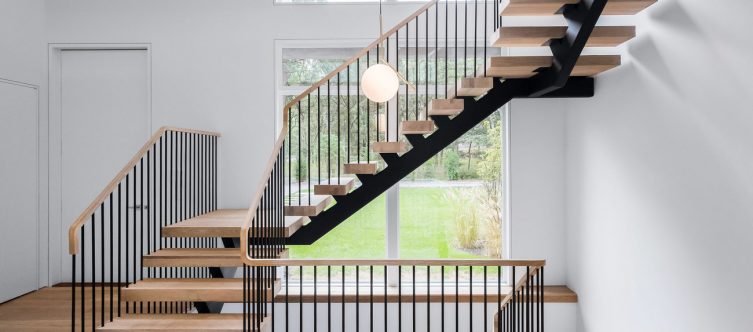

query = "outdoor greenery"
[283, 47, 505, 262]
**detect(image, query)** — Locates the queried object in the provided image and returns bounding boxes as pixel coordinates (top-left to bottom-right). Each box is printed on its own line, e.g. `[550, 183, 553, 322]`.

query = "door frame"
[0, 77, 40, 294]
[47, 43, 152, 285]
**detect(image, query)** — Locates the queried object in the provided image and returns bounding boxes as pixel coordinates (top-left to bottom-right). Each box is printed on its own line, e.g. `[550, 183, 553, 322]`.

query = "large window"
[277, 41, 508, 264]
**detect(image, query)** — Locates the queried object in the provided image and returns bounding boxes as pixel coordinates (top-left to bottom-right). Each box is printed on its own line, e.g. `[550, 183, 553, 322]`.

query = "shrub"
[444, 149, 460, 180]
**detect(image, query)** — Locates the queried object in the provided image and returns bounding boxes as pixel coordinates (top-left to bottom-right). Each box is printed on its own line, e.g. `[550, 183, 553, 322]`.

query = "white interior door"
[59, 49, 150, 279]
[0, 80, 38, 302]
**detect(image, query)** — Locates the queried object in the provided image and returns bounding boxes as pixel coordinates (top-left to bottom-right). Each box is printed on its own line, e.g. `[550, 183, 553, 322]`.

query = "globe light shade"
[361, 63, 399, 103]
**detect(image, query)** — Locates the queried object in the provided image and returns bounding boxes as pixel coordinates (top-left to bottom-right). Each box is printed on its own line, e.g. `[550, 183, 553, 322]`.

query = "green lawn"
[289, 187, 489, 260]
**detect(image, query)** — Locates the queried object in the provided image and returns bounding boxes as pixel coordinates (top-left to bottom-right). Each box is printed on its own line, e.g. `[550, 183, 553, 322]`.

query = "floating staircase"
[68, 0, 656, 330]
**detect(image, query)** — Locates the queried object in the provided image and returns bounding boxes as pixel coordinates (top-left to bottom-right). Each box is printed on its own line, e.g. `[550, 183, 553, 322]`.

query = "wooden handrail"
[240, 0, 438, 261]
[240, 258, 545, 267]
[68, 126, 221, 254]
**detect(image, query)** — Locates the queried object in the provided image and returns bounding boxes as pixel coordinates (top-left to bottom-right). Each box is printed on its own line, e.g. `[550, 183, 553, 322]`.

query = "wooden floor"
[0, 287, 84, 331]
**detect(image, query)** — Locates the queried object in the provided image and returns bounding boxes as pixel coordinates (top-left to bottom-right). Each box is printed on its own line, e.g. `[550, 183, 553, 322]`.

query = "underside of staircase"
[67, 0, 656, 331]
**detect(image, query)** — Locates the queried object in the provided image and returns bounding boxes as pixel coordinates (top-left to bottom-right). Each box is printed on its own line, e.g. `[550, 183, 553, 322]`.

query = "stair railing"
[241, 258, 545, 332]
[239, 1, 550, 330]
[68, 126, 220, 331]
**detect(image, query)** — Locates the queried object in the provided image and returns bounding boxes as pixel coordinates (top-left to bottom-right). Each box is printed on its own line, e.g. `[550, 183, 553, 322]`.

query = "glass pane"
[399, 111, 505, 260]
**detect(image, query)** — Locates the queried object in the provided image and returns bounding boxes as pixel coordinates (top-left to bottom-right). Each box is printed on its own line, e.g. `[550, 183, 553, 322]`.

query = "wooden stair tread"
[343, 162, 378, 175]
[122, 278, 280, 303]
[457, 77, 494, 97]
[499, 0, 656, 16]
[429, 99, 465, 116]
[401, 120, 435, 135]
[486, 55, 621, 78]
[285, 194, 333, 217]
[314, 177, 356, 196]
[142, 248, 289, 268]
[162, 209, 306, 238]
[371, 141, 409, 154]
[98, 314, 266, 331]
[491, 26, 635, 47]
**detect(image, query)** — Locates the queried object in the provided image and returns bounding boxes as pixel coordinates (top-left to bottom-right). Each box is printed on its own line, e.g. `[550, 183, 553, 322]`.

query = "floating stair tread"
[457, 77, 494, 97]
[429, 99, 465, 116]
[491, 26, 635, 47]
[98, 314, 269, 331]
[142, 248, 289, 268]
[343, 162, 378, 175]
[486, 55, 621, 78]
[162, 209, 306, 238]
[122, 278, 280, 303]
[499, 0, 656, 16]
[371, 141, 409, 154]
[285, 194, 333, 217]
[401, 121, 435, 135]
[499, 0, 579, 16]
[314, 177, 356, 196]
[603, 0, 658, 15]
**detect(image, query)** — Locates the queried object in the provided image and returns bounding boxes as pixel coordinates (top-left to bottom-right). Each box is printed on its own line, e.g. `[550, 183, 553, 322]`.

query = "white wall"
[0, 0, 47, 288]
[509, 100, 568, 285]
[564, 0, 753, 331]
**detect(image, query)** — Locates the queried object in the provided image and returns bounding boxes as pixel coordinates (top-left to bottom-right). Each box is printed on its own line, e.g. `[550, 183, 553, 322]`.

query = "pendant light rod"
[376, 0, 416, 93]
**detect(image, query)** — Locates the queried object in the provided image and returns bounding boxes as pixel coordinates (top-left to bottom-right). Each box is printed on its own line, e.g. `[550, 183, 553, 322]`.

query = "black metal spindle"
[80, 226, 84, 332]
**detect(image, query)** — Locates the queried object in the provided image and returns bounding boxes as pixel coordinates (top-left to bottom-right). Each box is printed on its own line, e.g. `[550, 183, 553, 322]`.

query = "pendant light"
[361, 0, 415, 103]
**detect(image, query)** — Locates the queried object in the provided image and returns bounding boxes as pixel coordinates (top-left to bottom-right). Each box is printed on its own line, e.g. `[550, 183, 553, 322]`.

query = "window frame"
[275, 39, 512, 285]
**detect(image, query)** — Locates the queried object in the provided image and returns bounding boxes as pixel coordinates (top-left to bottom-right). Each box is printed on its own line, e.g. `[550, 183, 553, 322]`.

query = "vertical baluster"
[357, 57, 361, 164]
[100, 204, 105, 326]
[328, 265, 332, 332]
[398, 266, 402, 332]
[498, 266, 503, 332]
[474, 0, 478, 75]
[435, 3, 438, 100]
[414, 17, 418, 120]
[300, 266, 304, 332]
[445, 0, 449, 98]
[425, 9, 429, 120]
[356, 265, 360, 332]
[441, 265, 444, 332]
[91, 214, 95, 330]
[469, 266, 472, 332]
[454, 266, 458, 332]
[109, 193, 113, 322]
[306, 95, 311, 205]
[484, 0, 488, 77]
[454, 0, 458, 96]
[385, 37, 390, 142]
[118, 183, 122, 317]
[370, 265, 374, 332]
[484, 266, 488, 332]
[426, 266, 430, 332]
[337, 73, 341, 185]
[298, 101, 302, 205]
[384, 265, 387, 332]
[317, 87, 321, 188]
[80, 226, 85, 332]
[314, 266, 318, 332]
[405, 23, 408, 120]
[286, 265, 290, 332]
[327, 80, 331, 184]
[411, 265, 415, 332]
[464, 0, 468, 78]
[512, 267, 516, 331]
[125, 172, 130, 313]
[71, 255, 76, 332]
[342, 265, 345, 332]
